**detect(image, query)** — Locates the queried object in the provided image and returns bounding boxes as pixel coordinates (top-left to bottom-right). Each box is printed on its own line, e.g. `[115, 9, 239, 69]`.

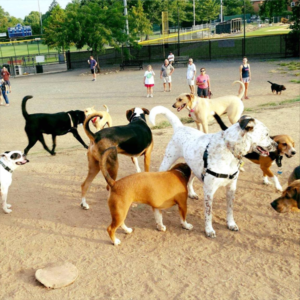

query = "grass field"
[235, 24, 291, 37]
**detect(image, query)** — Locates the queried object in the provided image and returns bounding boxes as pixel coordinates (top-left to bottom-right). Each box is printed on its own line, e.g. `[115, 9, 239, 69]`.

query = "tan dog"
[172, 80, 245, 133]
[84, 105, 112, 131]
[101, 148, 193, 245]
[271, 179, 300, 213]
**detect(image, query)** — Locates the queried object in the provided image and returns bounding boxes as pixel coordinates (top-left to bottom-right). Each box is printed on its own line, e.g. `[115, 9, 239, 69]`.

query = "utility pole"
[220, 0, 223, 22]
[123, 0, 129, 35]
[37, 0, 43, 35]
[243, 0, 246, 56]
[193, 0, 195, 27]
[177, 1, 180, 56]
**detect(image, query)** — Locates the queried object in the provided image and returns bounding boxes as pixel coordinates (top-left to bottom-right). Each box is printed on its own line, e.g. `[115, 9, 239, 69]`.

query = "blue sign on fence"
[8, 24, 32, 38]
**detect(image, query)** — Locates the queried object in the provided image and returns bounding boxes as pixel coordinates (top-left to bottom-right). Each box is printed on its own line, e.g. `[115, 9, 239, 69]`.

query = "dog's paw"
[182, 223, 193, 230]
[228, 223, 239, 231]
[240, 167, 245, 172]
[114, 238, 121, 246]
[81, 203, 89, 210]
[6, 204, 12, 208]
[84, 145, 89, 149]
[51, 151, 56, 156]
[205, 229, 216, 238]
[263, 179, 271, 185]
[124, 227, 133, 234]
[188, 192, 199, 200]
[275, 186, 283, 192]
[157, 224, 166, 232]
[3, 208, 12, 214]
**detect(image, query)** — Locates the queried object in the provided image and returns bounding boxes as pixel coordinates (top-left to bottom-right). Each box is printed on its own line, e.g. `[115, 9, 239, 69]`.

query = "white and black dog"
[149, 106, 277, 238]
[0, 151, 29, 214]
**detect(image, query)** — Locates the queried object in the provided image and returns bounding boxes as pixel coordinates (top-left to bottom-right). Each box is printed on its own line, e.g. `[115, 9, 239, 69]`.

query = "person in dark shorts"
[87, 56, 97, 81]
[239, 57, 251, 99]
[1, 67, 11, 93]
[196, 68, 211, 98]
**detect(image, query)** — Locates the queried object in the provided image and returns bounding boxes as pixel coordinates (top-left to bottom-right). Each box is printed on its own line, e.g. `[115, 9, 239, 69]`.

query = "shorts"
[187, 79, 194, 86]
[145, 84, 154, 87]
[197, 87, 209, 97]
[91, 68, 95, 74]
[5, 80, 10, 86]
[242, 77, 250, 83]
[163, 76, 172, 83]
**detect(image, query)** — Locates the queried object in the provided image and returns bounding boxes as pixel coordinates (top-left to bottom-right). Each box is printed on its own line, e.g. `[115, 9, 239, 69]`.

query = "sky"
[0, 0, 72, 20]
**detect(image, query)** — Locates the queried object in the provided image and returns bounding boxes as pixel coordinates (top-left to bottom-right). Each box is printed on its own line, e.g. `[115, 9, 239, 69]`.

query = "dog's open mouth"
[16, 159, 29, 165]
[256, 146, 269, 156]
[177, 104, 186, 112]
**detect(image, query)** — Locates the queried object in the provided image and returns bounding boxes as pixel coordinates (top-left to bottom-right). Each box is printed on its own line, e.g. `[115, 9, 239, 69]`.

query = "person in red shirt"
[1, 67, 11, 93]
[196, 68, 211, 98]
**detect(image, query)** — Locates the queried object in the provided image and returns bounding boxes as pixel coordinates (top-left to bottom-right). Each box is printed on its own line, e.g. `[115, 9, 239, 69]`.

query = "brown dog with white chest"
[84, 105, 112, 131]
[101, 147, 193, 246]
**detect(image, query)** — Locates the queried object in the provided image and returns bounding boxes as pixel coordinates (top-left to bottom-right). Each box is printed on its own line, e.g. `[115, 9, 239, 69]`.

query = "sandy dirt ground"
[0, 59, 299, 300]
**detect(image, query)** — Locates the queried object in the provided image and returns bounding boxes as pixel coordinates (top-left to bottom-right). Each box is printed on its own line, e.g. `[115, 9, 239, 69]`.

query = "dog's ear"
[238, 115, 255, 131]
[142, 108, 149, 115]
[126, 108, 135, 121]
[291, 187, 300, 209]
[186, 94, 195, 102]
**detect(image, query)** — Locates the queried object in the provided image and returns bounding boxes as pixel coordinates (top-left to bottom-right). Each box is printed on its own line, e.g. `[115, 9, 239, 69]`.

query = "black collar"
[202, 143, 239, 181]
[0, 160, 13, 173]
[130, 115, 146, 124]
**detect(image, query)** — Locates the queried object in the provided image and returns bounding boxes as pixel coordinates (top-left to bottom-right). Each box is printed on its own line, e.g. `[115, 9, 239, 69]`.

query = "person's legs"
[2, 90, 9, 105]
[244, 82, 249, 99]
[150, 86, 153, 96]
[6, 81, 11, 93]
[163, 81, 166, 91]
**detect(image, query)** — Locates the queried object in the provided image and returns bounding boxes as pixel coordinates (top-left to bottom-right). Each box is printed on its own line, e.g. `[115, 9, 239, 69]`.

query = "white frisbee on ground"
[35, 262, 78, 289]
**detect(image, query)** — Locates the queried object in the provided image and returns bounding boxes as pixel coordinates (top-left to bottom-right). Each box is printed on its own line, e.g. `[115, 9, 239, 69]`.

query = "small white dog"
[150, 106, 277, 238]
[0, 151, 29, 213]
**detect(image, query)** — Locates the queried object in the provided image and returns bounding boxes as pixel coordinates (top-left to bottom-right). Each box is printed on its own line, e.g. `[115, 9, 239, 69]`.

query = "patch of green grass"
[278, 62, 289, 66]
[279, 98, 300, 105]
[258, 102, 277, 107]
[180, 117, 194, 124]
[151, 121, 170, 130]
[293, 73, 300, 76]
[280, 71, 288, 74]
[244, 107, 255, 112]
[290, 79, 300, 83]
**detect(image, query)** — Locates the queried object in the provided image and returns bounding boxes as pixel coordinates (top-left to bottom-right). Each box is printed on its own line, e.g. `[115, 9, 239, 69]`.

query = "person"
[160, 59, 174, 92]
[87, 56, 97, 81]
[168, 52, 175, 65]
[0, 79, 9, 106]
[187, 58, 196, 94]
[1, 67, 11, 93]
[144, 65, 155, 98]
[196, 68, 211, 98]
[239, 57, 251, 99]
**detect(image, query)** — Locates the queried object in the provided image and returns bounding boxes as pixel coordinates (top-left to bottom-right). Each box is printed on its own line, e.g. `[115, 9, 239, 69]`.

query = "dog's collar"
[174, 169, 189, 180]
[130, 116, 146, 124]
[67, 113, 74, 128]
[188, 100, 198, 117]
[0, 160, 13, 173]
[201, 143, 240, 182]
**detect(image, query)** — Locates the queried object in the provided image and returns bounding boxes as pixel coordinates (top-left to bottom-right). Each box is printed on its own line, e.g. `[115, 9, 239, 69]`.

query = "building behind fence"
[66, 34, 296, 70]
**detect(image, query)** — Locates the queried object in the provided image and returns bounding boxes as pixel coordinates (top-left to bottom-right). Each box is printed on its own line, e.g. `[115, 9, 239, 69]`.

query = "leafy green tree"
[0, 6, 22, 34]
[223, 0, 254, 17]
[195, 0, 220, 23]
[259, 0, 288, 23]
[129, 0, 152, 41]
[286, 2, 300, 56]
[24, 11, 41, 35]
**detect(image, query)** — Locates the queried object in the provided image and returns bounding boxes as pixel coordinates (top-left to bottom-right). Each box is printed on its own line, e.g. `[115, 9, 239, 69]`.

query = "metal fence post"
[209, 40, 211, 61]
[66, 50, 71, 70]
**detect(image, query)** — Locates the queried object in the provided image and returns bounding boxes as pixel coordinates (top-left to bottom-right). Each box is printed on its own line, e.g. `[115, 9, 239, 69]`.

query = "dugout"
[216, 18, 242, 34]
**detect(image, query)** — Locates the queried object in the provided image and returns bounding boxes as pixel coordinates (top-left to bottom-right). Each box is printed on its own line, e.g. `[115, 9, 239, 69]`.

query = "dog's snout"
[270, 201, 278, 210]
[291, 151, 296, 155]
[172, 103, 176, 108]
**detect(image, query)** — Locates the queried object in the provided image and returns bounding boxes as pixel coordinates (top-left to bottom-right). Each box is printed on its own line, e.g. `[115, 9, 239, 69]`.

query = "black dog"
[22, 95, 88, 155]
[268, 81, 286, 95]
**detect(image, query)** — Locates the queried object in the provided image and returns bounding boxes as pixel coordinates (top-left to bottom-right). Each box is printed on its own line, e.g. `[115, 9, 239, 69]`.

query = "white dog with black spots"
[149, 106, 277, 238]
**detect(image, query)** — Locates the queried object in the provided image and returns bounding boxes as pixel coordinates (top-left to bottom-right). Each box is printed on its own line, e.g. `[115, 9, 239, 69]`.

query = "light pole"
[177, 1, 180, 56]
[37, 0, 43, 35]
[193, 0, 195, 27]
[123, 0, 129, 36]
[243, 0, 246, 56]
[220, 0, 223, 22]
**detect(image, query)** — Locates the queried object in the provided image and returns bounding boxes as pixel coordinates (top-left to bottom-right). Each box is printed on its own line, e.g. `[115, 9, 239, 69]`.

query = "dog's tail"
[267, 81, 273, 85]
[22, 95, 33, 120]
[84, 112, 105, 141]
[100, 146, 117, 188]
[149, 106, 183, 132]
[211, 112, 228, 131]
[234, 80, 245, 99]
[103, 105, 109, 113]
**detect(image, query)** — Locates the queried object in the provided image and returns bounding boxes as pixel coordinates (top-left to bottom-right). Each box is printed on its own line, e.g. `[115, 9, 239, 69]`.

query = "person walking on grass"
[144, 65, 155, 98]
[160, 59, 174, 92]
[196, 68, 211, 98]
[239, 57, 251, 99]
[88, 56, 97, 81]
[187, 58, 196, 94]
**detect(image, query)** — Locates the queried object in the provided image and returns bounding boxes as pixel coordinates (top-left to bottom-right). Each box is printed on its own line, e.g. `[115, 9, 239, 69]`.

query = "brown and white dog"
[84, 105, 112, 131]
[271, 179, 300, 213]
[172, 80, 245, 133]
[80, 107, 153, 210]
[101, 147, 193, 245]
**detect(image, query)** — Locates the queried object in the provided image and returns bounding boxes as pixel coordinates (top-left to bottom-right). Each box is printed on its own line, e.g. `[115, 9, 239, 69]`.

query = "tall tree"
[259, 0, 288, 22]
[286, 2, 300, 56]
[24, 11, 41, 35]
[195, 0, 220, 23]
[223, 0, 254, 17]
[0, 6, 22, 34]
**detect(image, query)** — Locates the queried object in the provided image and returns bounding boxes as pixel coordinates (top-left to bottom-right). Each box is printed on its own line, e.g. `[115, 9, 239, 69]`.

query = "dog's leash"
[0, 160, 13, 173]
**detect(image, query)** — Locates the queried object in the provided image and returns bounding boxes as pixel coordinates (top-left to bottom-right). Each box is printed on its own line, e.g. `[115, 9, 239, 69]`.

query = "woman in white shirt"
[144, 65, 155, 98]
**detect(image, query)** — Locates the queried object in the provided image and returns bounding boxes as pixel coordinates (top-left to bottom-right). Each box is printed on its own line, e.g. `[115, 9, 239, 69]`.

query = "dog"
[270, 180, 300, 213]
[80, 107, 153, 210]
[0, 151, 29, 213]
[22, 96, 88, 155]
[212, 113, 296, 191]
[172, 80, 245, 133]
[84, 105, 112, 131]
[149, 106, 277, 238]
[288, 166, 300, 184]
[101, 147, 193, 245]
[268, 81, 286, 95]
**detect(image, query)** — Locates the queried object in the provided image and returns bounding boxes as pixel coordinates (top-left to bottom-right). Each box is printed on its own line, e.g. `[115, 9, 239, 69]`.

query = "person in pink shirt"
[196, 68, 211, 98]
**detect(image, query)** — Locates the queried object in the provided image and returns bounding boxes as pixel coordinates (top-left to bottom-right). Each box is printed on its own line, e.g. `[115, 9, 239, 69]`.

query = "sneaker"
[150, 94, 153, 98]
[92, 79, 95, 81]
[147, 94, 150, 98]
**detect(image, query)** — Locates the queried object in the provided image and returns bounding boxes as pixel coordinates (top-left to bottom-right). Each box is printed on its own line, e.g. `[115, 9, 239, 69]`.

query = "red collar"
[92, 117, 97, 123]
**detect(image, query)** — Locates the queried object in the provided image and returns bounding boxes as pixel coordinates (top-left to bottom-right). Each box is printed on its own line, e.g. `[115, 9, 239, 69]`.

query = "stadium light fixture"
[37, 0, 43, 35]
